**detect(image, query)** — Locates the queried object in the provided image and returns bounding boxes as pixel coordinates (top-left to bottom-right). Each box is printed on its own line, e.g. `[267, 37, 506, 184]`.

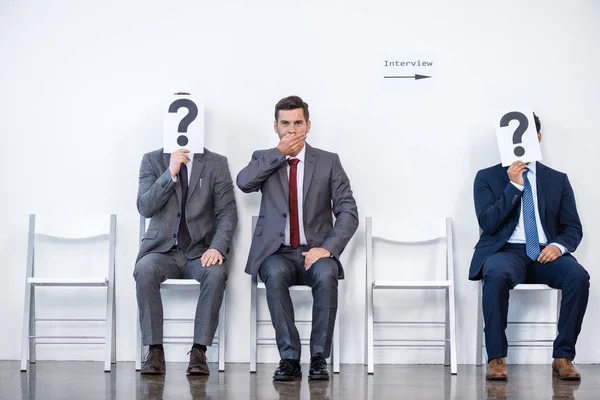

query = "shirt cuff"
[510, 181, 524, 191]
[171, 175, 178, 182]
[549, 242, 567, 255]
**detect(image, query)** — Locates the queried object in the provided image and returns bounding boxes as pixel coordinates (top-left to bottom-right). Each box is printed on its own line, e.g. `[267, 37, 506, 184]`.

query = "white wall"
[1, 0, 599, 364]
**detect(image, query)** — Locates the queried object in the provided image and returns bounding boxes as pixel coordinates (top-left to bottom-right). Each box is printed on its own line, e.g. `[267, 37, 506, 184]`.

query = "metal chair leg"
[218, 295, 226, 372]
[250, 277, 257, 373]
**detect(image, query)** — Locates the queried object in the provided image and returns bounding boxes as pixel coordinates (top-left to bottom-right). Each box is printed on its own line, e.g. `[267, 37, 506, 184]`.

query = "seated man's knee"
[259, 256, 290, 289]
[566, 263, 590, 290]
[203, 266, 227, 288]
[133, 258, 161, 285]
[483, 265, 515, 290]
[311, 258, 339, 286]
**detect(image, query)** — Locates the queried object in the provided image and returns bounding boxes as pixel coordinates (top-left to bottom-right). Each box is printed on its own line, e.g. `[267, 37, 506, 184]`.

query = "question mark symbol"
[500, 111, 529, 157]
[168, 99, 198, 146]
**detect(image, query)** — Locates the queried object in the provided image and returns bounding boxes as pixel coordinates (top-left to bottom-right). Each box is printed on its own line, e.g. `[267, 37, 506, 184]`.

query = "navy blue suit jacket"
[469, 162, 583, 280]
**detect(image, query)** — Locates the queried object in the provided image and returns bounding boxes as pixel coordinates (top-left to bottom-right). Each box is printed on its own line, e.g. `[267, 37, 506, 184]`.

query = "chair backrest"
[365, 216, 454, 282]
[27, 214, 116, 278]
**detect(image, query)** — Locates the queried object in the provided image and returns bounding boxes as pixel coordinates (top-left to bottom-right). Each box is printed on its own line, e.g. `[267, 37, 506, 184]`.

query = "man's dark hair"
[533, 112, 541, 133]
[274, 96, 309, 122]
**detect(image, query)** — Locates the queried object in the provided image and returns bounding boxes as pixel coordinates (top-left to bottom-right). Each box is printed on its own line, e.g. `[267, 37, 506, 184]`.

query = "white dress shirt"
[283, 145, 308, 246]
[508, 162, 567, 254]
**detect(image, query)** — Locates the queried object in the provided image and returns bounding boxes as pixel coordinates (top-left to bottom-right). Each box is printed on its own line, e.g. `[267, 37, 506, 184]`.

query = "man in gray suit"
[237, 95, 359, 381]
[134, 145, 237, 375]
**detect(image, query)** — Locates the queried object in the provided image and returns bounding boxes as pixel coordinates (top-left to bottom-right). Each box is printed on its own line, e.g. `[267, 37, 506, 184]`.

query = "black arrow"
[384, 74, 431, 80]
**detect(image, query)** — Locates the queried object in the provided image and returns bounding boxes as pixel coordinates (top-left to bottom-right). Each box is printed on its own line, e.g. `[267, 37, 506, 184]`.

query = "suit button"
[177, 213, 181, 217]
[173, 234, 177, 238]
[282, 213, 287, 217]
[279, 232, 284, 237]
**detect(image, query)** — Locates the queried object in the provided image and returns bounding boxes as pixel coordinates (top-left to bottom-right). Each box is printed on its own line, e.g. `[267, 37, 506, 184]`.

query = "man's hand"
[276, 133, 306, 157]
[301, 247, 331, 270]
[537, 245, 562, 264]
[201, 249, 223, 267]
[169, 148, 191, 178]
[507, 161, 528, 186]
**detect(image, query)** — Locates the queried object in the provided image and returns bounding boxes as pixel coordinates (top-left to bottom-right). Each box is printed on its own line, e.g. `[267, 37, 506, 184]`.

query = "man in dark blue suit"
[470, 114, 589, 381]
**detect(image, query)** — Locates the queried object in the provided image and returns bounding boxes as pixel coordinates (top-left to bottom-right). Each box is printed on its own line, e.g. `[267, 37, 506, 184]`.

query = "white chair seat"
[513, 284, 555, 291]
[257, 282, 312, 291]
[27, 277, 108, 286]
[373, 280, 453, 289]
[160, 279, 200, 288]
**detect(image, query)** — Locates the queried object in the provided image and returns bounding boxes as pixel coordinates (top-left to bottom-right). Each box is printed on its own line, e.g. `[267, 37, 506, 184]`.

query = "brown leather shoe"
[552, 358, 581, 380]
[187, 348, 210, 375]
[486, 357, 508, 381]
[141, 347, 166, 375]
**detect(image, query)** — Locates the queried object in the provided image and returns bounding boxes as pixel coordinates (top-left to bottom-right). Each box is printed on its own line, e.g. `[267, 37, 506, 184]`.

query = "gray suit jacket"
[236, 143, 359, 278]
[136, 148, 238, 263]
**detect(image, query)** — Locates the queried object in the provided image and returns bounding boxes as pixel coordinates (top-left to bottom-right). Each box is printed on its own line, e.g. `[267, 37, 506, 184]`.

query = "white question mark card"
[163, 93, 204, 153]
[494, 108, 542, 167]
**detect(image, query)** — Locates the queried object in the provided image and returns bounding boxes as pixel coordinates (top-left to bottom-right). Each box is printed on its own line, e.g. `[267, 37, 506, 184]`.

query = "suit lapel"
[536, 162, 547, 230]
[278, 162, 289, 200]
[164, 152, 183, 205]
[303, 144, 317, 203]
[187, 152, 206, 200]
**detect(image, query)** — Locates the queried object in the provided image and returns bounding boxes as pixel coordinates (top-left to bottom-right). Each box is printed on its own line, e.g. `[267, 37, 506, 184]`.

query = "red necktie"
[288, 158, 300, 248]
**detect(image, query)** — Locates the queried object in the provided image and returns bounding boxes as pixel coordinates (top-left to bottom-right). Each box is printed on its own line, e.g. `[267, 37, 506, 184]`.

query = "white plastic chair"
[249, 216, 340, 373]
[135, 215, 225, 372]
[365, 217, 457, 375]
[476, 282, 561, 366]
[20, 214, 116, 372]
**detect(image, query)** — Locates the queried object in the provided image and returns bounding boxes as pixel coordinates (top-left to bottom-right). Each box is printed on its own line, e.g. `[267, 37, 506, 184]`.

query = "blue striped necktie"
[522, 169, 540, 261]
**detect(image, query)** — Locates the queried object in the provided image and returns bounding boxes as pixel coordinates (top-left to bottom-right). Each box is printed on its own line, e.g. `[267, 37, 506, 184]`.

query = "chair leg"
[476, 282, 484, 366]
[135, 309, 142, 371]
[556, 290, 562, 336]
[444, 287, 450, 366]
[20, 284, 33, 372]
[333, 307, 340, 373]
[367, 285, 374, 374]
[448, 285, 458, 375]
[111, 285, 116, 365]
[249, 278, 257, 373]
[218, 295, 225, 372]
[104, 282, 115, 372]
[29, 286, 36, 364]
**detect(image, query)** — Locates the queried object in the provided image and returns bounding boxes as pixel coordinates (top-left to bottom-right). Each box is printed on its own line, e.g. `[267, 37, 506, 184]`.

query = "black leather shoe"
[141, 347, 166, 375]
[273, 359, 301, 381]
[308, 356, 329, 380]
[186, 348, 210, 375]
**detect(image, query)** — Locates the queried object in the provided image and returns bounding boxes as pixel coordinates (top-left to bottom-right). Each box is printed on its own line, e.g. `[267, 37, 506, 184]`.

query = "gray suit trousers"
[259, 245, 338, 360]
[134, 249, 227, 346]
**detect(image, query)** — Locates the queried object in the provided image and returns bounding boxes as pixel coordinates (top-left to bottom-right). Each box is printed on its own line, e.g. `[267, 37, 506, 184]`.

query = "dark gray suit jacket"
[136, 148, 238, 263]
[236, 143, 359, 278]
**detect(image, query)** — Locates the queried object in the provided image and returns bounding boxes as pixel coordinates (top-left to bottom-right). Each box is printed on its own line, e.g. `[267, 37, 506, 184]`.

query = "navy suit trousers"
[482, 244, 589, 361]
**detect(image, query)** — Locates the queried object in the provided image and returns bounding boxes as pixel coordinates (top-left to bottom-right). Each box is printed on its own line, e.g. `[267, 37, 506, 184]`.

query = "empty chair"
[365, 217, 457, 375]
[20, 214, 116, 372]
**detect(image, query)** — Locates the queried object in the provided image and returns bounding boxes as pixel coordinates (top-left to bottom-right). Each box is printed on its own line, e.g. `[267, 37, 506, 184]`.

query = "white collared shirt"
[508, 162, 567, 254]
[284, 145, 308, 246]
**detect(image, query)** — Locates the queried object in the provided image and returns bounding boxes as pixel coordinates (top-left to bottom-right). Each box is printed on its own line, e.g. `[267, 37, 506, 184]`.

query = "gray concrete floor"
[1, 361, 598, 399]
